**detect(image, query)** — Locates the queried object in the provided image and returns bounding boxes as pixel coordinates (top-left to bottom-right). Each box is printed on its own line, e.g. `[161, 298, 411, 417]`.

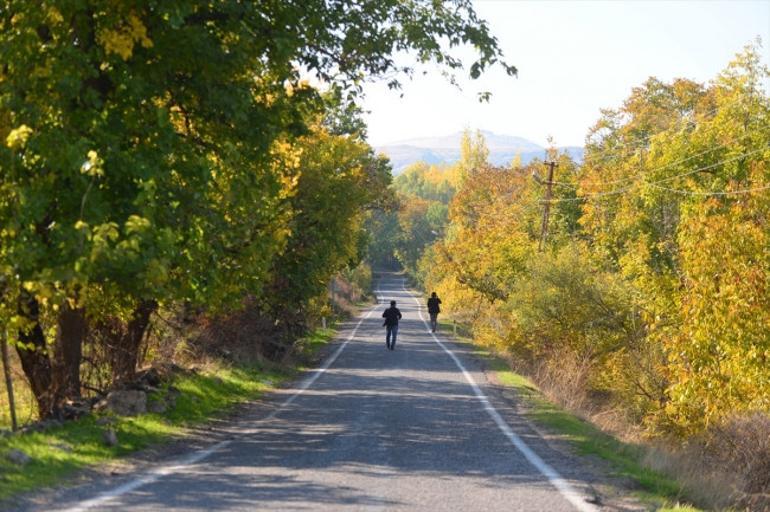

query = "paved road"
[22, 275, 604, 512]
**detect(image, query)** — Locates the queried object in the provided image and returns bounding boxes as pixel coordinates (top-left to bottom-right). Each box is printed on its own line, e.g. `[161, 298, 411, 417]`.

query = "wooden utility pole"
[538, 159, 558, 252]
[1, 330, 18, 431]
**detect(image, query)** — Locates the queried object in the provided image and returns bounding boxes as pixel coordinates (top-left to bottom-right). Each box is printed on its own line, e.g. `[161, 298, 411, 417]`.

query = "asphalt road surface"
[19, 274, 607, 512]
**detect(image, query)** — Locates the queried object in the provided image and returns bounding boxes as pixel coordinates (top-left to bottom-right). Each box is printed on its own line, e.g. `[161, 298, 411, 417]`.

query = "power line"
[498, 141, 767, 217]
[546, 134, 758, 191]
[644, 182, 770, 196]
[646, 146, 768, 185]
[541, 184, 636, 203]
[539, 117, 764, 191]
[582, 95, 759, 164]
[540, 145, 769, 204]
[585, 121, 763, 188]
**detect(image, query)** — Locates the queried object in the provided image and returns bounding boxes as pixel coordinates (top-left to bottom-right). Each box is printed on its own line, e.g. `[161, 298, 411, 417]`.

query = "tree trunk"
[110, 299, 157, 385]
[15, 291, 54, 418]
[1, 329, 18, 430]
[51, 303, 86, 406]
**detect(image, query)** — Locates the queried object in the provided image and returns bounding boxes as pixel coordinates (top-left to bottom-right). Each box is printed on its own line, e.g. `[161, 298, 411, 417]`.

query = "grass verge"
[443, 325, 703, 512]
[0, 326, 337, 503]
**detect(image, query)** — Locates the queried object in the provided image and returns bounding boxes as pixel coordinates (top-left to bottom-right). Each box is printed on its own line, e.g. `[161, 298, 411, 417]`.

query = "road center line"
[402, 279, 598, 512]
[63, 285, 382, 512]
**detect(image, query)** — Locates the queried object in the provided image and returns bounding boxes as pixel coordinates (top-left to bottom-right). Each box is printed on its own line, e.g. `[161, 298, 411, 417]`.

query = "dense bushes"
[401, 49, 770, 507]
[418, 46, 769, 438]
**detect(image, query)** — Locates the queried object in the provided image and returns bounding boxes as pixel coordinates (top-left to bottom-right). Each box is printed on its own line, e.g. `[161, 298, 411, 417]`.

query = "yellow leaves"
[97, 13, 153, 61]
[74, 216, 151, 265]
[125, 215, 151, 234]
[280, 173, 300, 199]
[663, 196, 770, 434]
[46, 7, 64, 25]
[269, 138, 303, 199]
[81, 150, 104, 177]
[284, 79, 312, 97]
[30, 63, 53, 79]
[6, 124, 32, 150]
[97, 29, 133, 60]
[21, 281, 59, 310]
[92, 222, 120, 246]
[116, 237, 141, 255]
[272, 140, 303, 170]
[169, 105, 188, 134]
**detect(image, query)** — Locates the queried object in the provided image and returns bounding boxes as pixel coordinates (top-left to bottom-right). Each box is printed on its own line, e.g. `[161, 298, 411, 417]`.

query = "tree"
[394, 197, 439, 274]
[411, 44, 770, 436]
[262, 119, 391, 350]
[0, 0, 516, 418]
[456, 129, 490, 184]
[393, 162, 456, 203]
[365, 209, 402, 270]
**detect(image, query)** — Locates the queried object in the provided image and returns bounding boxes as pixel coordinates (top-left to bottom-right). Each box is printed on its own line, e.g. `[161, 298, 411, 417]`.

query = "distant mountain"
[386, 130, 544, 152]
[375, 130, 583, 175]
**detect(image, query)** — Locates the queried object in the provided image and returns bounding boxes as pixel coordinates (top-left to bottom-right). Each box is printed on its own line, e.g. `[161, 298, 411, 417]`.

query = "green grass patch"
[438, 318, 702, 512]
[0, 326, 336, 502]
[492, 363, 701, 511]
[295, 327, 337, 362]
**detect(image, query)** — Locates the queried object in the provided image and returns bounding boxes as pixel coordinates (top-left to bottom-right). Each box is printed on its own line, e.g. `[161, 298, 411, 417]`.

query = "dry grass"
[505, 349, 770, 511]
[530, 349, 595, 413]
[707, 413, 770, 501]
[644, 413, 770, 511]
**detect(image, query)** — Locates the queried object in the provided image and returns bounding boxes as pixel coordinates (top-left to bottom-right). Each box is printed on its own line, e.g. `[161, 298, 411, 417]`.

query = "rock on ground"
[147, 399, 168, 414]
[7, 449, 32, 465]
[96, 390, 147, 416]
[102, 428, 118, 447]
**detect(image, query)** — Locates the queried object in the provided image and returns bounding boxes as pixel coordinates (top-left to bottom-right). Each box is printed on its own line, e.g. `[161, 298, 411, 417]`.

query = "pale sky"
[362, 0, 770, 148]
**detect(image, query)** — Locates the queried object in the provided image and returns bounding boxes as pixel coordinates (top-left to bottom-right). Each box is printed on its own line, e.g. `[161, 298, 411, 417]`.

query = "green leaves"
[0, 0, 512, 418]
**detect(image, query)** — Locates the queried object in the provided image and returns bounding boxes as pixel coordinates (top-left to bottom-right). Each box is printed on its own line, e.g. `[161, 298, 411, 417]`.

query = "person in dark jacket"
[427, 292, 442, 332]
[382, 300, 402, 350]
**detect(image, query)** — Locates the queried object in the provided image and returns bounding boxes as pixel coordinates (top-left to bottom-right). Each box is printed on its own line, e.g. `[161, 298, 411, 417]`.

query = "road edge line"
[403, 280, 598, 512]
[62, 286, 382, 512]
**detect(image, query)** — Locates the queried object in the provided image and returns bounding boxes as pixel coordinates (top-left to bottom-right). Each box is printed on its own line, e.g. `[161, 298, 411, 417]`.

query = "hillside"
[375, 130, 584, 174]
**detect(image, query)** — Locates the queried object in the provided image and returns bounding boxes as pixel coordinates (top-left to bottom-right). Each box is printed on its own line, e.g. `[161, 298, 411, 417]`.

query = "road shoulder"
[436, 327, 699, 512]
[4, 306, 375, 512]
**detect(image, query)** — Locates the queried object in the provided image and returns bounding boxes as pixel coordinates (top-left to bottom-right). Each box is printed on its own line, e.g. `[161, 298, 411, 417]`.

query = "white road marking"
[263, 300, 379, 421]
[63, 440, 230, 512]
[401, 279, 599, 512]
[64, 279, 595, 511]
[63, 286, 382, 512]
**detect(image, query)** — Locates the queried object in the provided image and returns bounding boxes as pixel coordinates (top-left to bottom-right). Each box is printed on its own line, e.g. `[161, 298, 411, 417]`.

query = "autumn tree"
[415, 44, 769, 435]
[0, 0, 516, 418]
[263, 118, 392, 349]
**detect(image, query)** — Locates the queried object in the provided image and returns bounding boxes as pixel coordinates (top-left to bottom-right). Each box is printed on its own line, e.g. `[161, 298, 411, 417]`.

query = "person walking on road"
[382, 300, 402, 351]
[427, 292, 442, 333]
